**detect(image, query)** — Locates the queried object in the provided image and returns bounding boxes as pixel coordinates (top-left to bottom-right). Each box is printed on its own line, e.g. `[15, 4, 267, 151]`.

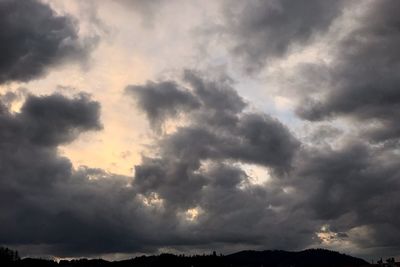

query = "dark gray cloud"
[0, 0, 98, 84]
[126, 81, 200, 131]
[130, 70, 310, 251]
[220, 0, 345, 72]
[291, 141, 400, 257]
[183, 70, 246, 116]
[0, 93, 102, 146]
[20, 93, 102, 146]
[296, 0, 400, 142]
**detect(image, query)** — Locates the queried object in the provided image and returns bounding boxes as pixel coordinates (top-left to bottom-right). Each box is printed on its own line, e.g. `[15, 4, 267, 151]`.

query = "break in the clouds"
[0, 0, 97, 84]
[1, 0, 400, 261]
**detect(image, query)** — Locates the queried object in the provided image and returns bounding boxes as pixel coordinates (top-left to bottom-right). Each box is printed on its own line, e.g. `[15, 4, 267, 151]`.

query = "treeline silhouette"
[0, 247, 369, 267]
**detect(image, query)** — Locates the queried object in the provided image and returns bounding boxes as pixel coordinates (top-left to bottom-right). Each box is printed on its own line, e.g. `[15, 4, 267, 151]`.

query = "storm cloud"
[0, 0, 97, 84]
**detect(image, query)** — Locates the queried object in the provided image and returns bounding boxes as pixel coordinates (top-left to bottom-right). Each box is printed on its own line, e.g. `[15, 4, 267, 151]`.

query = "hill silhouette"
[1, 247, 369, 267]
[225, 249, 368, 267]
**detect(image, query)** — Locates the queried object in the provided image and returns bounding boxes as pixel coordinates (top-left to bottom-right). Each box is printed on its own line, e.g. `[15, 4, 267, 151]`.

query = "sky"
[0, 0, 400, 262]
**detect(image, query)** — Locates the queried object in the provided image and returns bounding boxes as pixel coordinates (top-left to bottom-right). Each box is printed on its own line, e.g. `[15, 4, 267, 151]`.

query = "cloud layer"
[1, 0, 400, 261]
[1, 69, 400, 258]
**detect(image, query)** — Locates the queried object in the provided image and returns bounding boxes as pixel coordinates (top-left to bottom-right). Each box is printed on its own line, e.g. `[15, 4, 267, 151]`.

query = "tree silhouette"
[0, 246, 20, 263]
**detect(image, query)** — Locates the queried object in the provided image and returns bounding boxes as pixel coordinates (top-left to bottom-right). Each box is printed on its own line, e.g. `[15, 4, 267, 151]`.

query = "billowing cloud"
[0, 0, 97, 84]
[126, 80, 200, 131]
[128, 70, 312, 251]
[20, 93, 102, 145]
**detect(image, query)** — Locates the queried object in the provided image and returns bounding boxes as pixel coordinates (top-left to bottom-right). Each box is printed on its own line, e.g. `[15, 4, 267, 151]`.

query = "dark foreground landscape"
[1, 247, 373, 267]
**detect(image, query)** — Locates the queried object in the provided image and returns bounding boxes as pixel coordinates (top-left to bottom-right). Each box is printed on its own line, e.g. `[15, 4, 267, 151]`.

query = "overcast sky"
[1, 0, 400, 261]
